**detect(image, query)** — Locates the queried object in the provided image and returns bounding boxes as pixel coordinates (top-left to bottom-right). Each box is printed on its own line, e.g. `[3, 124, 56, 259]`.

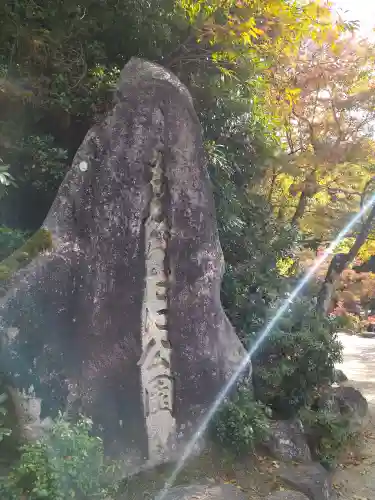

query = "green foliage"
[11, 135, 68, 191]
[0, 0, 184, 114]
[0, 415, 120, 500]
[0, 0, 190, 224]
[0, 160, 16, 200]
[205, 87, 296, 341]
[0, 227, 27, 261]
[252, 298, 343, 417]
[0, 393, 12, 444]
[300, 406, 355, 469]
[210, 385, 270, 455]
[333, 313, 361, 333]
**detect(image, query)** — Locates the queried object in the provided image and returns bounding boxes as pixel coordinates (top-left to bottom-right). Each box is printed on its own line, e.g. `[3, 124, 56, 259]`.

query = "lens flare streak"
[154, 193, 375, 500]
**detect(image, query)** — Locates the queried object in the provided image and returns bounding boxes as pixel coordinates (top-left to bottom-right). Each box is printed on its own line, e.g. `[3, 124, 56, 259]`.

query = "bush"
[0, 415, 120, 500]
[210, 384, 270, 455]
[0, 226, 27, 261]
[332, 313, 361, 333]
[0, 392, 11, 443]
[300, 406, 355, 469]
[252, 297, 343, 417]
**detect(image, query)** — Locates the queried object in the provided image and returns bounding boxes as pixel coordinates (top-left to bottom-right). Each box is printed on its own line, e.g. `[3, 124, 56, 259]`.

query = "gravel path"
[333, 332, 375, 500]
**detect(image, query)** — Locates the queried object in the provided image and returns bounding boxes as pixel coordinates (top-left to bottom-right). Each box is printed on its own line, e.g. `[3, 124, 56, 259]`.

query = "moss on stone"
[0, 228, 53, 286]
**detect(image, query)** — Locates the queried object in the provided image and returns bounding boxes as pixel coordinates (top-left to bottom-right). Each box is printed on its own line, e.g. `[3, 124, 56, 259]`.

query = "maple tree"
[174, 0, 341, 114]
[337, 269, 375, 318]
[262, 32, 375, 240]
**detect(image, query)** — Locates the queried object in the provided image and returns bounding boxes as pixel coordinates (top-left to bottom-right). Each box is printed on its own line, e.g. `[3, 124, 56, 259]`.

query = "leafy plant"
[0, 415, 120, 500]
[14, 135, 68, 191]
[331, 312, 361, 333]
[300, 406, 355, 469]
[252, 297, 343, 417]
[0, 392, 12, 444]
[210, 384, 270, 455]
[207, 124, 296, 343]
[0, 226, 27, 261]
[0, 160, 16, 200]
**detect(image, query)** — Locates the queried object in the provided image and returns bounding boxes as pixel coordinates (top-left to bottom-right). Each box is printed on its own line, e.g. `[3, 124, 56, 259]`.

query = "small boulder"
[332, 369, 347, 384]
[318, 386, 368, 431]
[279, 463, 336, 500]
[267, 492, 309, 500]
[263, 419, 312, 462]
[155, 483, 247, 500]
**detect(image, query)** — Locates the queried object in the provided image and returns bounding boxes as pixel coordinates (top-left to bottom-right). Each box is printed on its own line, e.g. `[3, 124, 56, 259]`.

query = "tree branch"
[317, 202, 375, 315]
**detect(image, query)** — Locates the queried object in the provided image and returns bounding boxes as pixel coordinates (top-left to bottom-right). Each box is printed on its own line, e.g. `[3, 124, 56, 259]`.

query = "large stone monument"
[0, 58, 245, 471]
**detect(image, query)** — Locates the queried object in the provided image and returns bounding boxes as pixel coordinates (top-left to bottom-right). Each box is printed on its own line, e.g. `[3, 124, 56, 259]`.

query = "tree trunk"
[268, 168, 278, 204]
[364, 306, 369, 321]
[317, 204, 375, 316]
[291, 192, 308, 226]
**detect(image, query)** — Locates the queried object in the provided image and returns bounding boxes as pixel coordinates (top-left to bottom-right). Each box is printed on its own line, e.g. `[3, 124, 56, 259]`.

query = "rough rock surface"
[279, 463, 336, 500]
[267, 491, 309, 500]
[263, 419, 312, 463]
[318, 386, 369, 432]
[0, 58, 245, 471]
[332, 369, 348, 384]
[154, 484, 247, 500]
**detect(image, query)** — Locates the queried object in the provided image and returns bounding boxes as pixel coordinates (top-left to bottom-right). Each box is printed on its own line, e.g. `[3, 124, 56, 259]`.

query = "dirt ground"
[118, 445, 284, 500]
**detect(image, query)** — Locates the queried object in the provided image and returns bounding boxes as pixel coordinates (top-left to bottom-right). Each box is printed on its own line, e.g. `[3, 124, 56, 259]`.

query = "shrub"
[0, 415, 120, 500]
[252, 297, 343, 417]
[346, 313, 362, 333]
[0, 392, 11, 443]
[331, 312, 361, 333]
[0, 226, 27, 261]
[210, 384, 270, 455]
[300, 406, 355, 469]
